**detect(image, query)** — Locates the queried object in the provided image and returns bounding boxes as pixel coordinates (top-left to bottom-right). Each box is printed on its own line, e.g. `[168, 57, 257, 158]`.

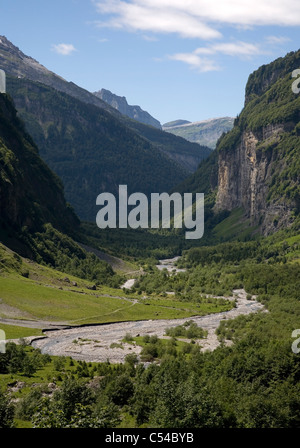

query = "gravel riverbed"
[30, 289, 265, 363]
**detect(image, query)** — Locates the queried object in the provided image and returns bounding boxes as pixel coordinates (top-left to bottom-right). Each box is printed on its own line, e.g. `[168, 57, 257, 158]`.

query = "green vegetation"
[174, 149, 235, 245]
[0, 343, 124, 428]
[2, 239, 300, 429]
[18, 224, 121, 287]
[175, 50, 300, 245]
[246, 50, 300, 102]
[0, 272, 231, 325]
[79, 222, 193, 261]
[0, 94, 122, 288]
[165, 321, 207, 340]
[217, 49, 300, 223]
[0, 242, 233, 325]
[1, 46, 300, 430]
[0, 93, 78, 235]
[133, 270, 234, 308]
[1, 180, 300, 430]
[212, 208, 258, 242]
[136, 334, 202, 362]
[0, 324, 42, 340]
[127, 117, 212, 171]
[0, 275, 132, 324]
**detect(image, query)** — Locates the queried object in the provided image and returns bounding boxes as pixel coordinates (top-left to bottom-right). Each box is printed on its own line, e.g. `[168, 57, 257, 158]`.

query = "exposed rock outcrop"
[94, 88, 162, 129]
[214, 49, 300, 235]
[215, 124, 295, 234]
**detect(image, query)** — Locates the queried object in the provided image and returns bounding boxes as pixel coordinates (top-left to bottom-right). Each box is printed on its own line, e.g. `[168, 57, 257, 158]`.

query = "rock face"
[94, 88, 162, 129]
[215, 124, 294, 234]
[214, 49, 300, 235]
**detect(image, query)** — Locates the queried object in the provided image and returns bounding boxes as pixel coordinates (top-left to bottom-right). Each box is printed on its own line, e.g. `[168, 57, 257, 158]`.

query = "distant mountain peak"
[163, 120, 191, 128]
[94, 88, 162, 129]
[163, 117, 234, 149]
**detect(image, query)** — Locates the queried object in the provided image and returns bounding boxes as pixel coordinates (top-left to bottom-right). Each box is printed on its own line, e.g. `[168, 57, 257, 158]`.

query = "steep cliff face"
[215, 124, 293, 234]
[0, 93, 78, 233]
[215, 50, 300, 235]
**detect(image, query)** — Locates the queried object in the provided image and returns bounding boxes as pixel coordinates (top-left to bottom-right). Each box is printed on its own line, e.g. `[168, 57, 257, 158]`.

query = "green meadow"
[0, 274, 232, 328]
[0, 323, 43, 339]
[0, 244, 233, 335]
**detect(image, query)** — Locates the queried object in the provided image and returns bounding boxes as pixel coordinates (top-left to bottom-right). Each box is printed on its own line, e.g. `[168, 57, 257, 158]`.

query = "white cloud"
[142, 35, 159, 42]
[265, 36, 291, 45]
[94, 0, 221, 39]
[94, 0, 300, 39]
[169, 53, 220, 73]
[92, 1, 298, 74]
[52, 43, 77, 55]
[169, 41, 264, 72]
[195, 41, 264, 57]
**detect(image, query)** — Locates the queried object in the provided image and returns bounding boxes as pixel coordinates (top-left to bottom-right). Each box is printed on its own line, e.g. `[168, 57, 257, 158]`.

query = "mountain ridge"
[94, 88, 162, 129]
[163, 117, 234, 149]
[7, 75, 190, 221]
[0, 35, 118, 116]
[0, 35, 211, 174]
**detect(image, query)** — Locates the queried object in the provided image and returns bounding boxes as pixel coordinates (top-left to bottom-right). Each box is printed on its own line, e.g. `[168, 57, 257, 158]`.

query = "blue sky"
[1, 0, 299, 124]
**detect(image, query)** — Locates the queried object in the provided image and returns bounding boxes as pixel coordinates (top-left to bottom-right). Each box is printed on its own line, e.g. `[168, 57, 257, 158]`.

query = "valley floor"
[16, 289, 265, 363]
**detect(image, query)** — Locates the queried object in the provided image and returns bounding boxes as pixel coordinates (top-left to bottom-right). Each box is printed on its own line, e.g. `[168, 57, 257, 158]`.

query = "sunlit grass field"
[0, 243, 233, 337]
[0, 273, 232, 328]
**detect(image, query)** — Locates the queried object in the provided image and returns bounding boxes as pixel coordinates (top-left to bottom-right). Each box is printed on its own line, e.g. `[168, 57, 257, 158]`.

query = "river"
[31, 287, 265, 363]
[156, 256, 186, 273]
[121, 256, 186, 290]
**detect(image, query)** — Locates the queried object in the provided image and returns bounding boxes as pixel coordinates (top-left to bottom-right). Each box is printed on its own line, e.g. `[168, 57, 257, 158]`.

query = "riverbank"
[29, 289, 265, 363]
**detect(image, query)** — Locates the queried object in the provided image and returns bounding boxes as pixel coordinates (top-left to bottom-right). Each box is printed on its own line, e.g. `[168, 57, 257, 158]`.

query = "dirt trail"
[28, 289, 265, 363]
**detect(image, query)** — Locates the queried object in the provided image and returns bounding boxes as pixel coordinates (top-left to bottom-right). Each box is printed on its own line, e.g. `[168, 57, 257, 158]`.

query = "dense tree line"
[18, 223, 122, 287]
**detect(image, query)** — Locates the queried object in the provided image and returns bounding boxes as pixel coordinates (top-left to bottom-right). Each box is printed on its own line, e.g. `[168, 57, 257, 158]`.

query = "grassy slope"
[0, 243, 233, 334]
